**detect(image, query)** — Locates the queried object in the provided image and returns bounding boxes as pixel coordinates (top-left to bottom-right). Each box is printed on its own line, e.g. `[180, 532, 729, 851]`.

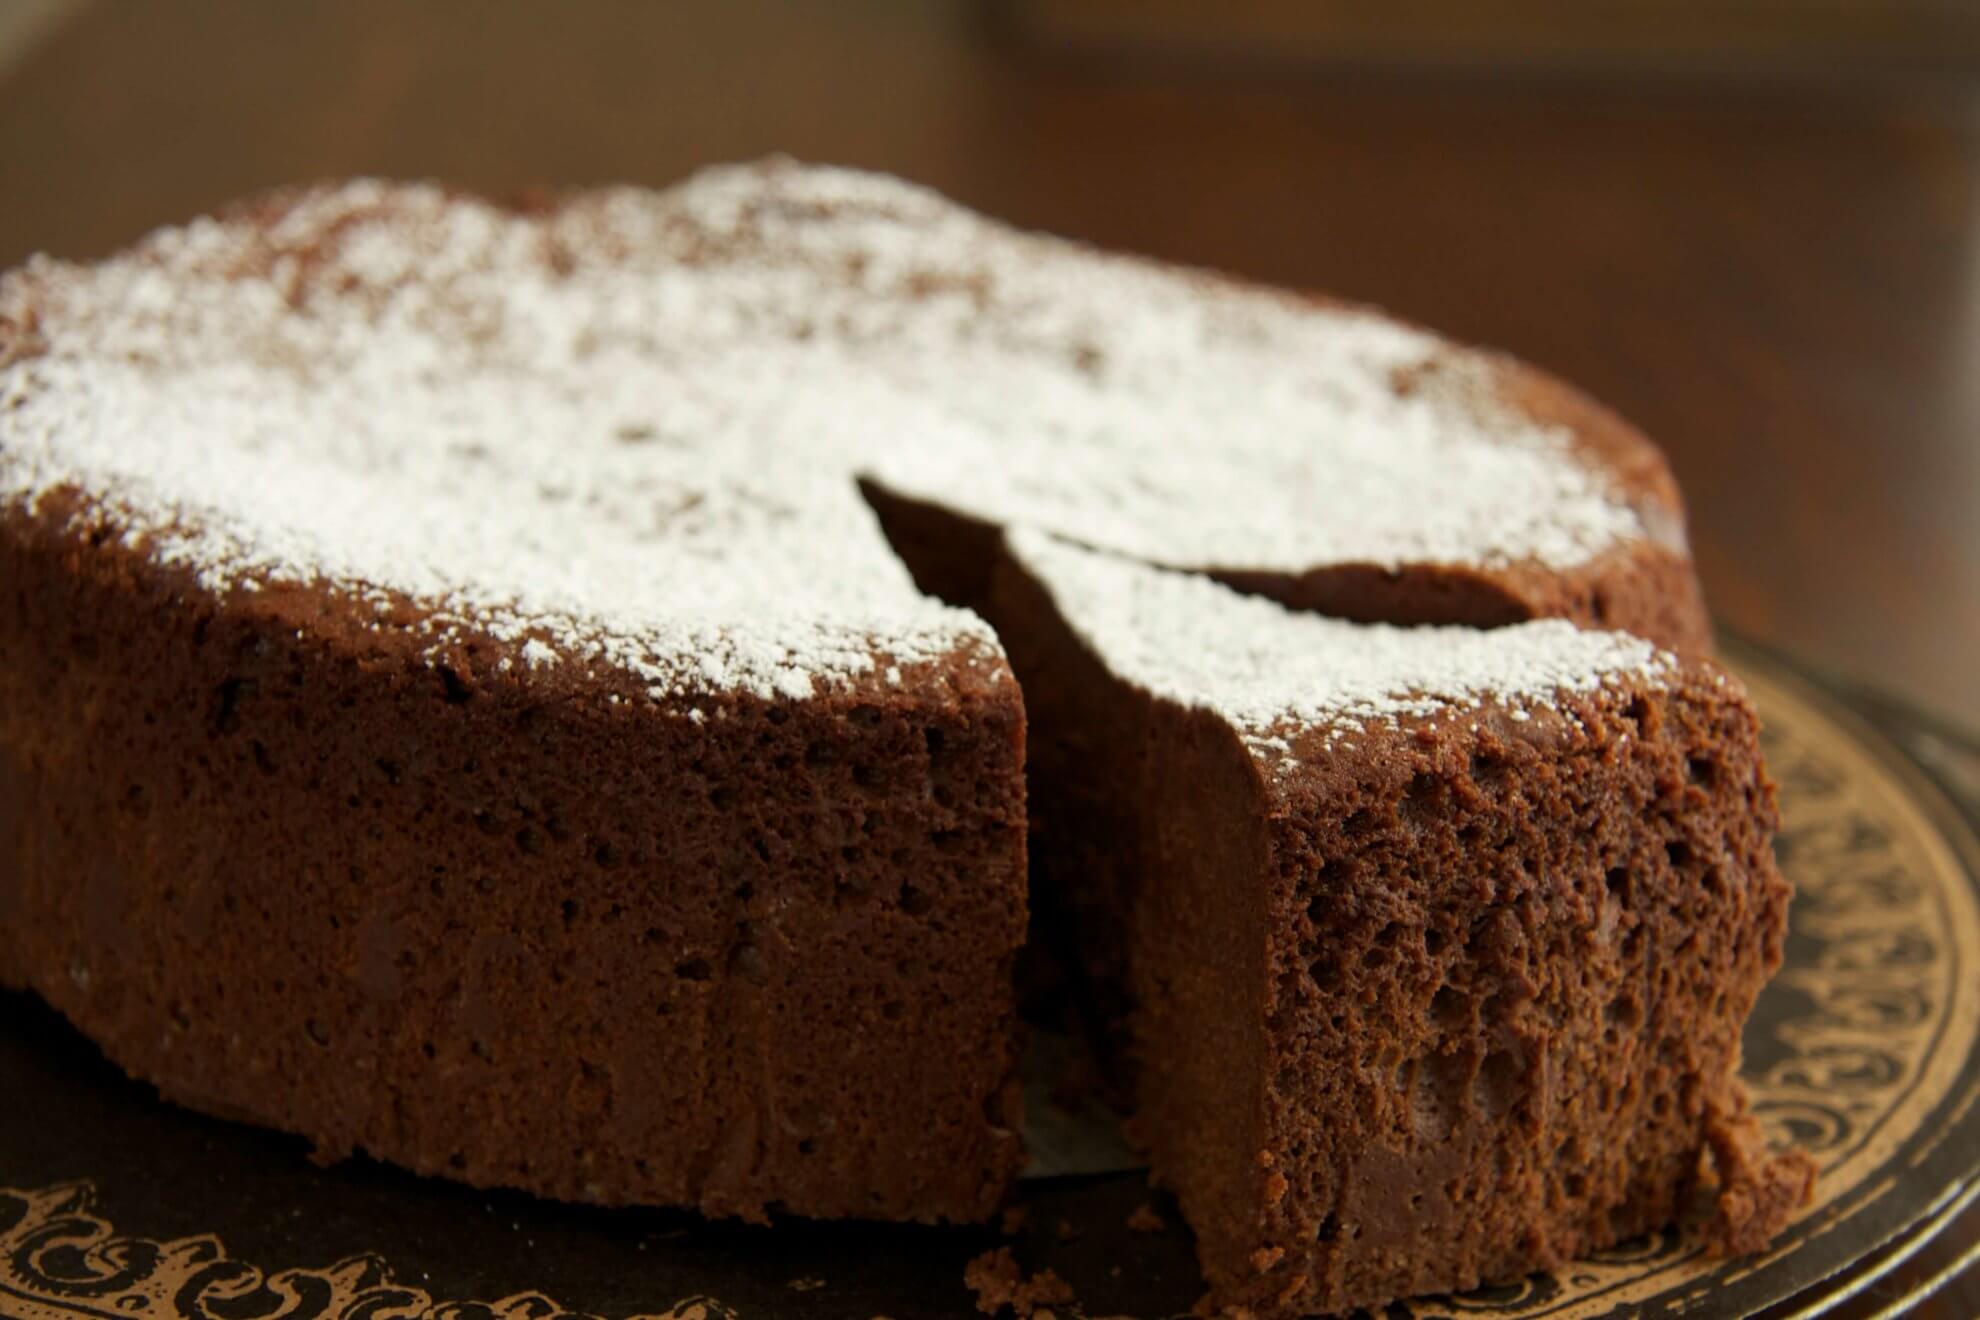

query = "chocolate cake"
[0, 159, 1796, 1308]
[995, 530, 1812, 1315]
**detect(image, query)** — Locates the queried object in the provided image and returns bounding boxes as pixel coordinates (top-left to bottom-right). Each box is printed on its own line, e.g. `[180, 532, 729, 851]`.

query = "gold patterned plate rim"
[1, 638, 1977, 1320]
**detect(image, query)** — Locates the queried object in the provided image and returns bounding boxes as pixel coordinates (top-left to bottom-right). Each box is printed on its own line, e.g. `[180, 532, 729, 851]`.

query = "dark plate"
[5, 638, 1978, 1319]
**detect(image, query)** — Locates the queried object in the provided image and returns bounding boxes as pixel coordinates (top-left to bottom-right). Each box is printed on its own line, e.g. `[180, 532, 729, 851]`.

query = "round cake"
[0, 160, 1792, 1314]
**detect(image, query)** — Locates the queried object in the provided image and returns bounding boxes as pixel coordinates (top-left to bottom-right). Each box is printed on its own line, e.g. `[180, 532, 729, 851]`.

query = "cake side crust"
[0, 499, 1028, 1224]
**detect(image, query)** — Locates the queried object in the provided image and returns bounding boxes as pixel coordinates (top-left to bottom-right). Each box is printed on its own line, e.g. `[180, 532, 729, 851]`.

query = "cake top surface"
[1, 160, 1656, 700]
[1008, 528, 1676, 761]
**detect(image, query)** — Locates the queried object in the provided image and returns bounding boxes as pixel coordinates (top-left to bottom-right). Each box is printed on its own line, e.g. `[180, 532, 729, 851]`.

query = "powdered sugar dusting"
[1008, 529, 1672, 760]
[0, 169, 1010, 700]
[1, 160, 1645, 700]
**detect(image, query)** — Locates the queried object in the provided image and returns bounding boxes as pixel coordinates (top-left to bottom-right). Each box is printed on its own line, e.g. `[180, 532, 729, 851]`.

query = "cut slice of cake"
[994, 529, 1811, 1316]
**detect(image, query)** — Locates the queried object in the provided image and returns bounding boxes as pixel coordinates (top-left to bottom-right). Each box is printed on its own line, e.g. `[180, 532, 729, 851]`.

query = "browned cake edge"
[1219, 665, 1806, 1313]
[0, 488, 1028, 1225]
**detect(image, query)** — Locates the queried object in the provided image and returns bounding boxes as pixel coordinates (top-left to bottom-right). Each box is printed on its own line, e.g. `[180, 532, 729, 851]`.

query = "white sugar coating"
[1, 160, 1648, 699]
[0, 169, 1004, 701]
[1007, 529, 1674, 760]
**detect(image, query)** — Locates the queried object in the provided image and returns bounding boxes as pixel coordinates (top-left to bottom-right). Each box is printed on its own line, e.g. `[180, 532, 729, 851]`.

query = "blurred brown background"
[0, 0, 1975, 1313]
